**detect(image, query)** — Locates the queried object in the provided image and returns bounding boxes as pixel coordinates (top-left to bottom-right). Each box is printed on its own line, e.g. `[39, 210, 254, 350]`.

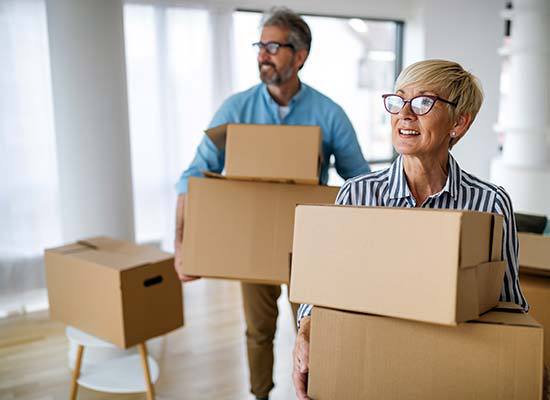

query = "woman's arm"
[493, 186, 529, 310]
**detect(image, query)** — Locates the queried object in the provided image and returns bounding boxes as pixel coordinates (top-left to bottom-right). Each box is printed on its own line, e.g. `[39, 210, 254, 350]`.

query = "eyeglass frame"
[252, 41, 295, 55]
[381, 94, 459, 116]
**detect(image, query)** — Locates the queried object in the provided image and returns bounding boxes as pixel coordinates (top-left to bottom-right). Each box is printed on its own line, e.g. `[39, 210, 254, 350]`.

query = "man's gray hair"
[261, 7, 312, 53]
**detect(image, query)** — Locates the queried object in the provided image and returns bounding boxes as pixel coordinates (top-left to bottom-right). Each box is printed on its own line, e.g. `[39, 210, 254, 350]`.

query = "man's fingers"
[293, 370, 310, 400]
[179, 274, 201, 282]
[298, 342, 310, 373]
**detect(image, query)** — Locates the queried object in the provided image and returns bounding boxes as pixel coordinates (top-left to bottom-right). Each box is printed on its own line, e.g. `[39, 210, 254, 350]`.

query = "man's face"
[257, 26, 297, 86]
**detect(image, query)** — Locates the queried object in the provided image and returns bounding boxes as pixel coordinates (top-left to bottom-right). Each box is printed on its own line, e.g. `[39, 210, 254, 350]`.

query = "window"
[234, 10, 403, 171]
[0, 0, 60, 316]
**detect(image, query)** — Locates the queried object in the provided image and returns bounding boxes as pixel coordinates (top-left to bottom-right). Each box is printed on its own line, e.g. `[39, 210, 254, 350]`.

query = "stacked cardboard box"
[518, 232, 550, 366]
[45, 237, 184, 348]
[289, 205, 543, 399]
[181, 124, 339, 284]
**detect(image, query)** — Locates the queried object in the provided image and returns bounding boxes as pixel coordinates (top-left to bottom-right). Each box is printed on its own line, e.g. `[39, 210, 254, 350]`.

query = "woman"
[292, 59, 528, 400]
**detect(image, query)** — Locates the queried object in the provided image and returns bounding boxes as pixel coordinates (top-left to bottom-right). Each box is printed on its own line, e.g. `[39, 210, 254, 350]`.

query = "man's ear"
[295, 49, 308, 71]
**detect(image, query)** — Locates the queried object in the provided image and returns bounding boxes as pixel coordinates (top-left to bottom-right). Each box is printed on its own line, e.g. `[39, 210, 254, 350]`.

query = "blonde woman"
[292, 59, 528, 400]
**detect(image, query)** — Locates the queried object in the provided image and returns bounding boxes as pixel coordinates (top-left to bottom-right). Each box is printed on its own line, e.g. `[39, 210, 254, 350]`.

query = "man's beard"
[258, 60, 294, 85]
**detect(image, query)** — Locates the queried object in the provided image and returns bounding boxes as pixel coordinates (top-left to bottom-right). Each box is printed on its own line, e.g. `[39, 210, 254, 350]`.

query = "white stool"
[66, 327, 159, 400]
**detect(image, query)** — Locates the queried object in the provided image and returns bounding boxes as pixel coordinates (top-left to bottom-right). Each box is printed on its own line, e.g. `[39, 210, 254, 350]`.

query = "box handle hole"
[144, 275, 163, 287]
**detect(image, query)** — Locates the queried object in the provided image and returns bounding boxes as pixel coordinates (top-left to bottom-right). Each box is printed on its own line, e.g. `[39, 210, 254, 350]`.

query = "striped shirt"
[297, 153, 529, 324]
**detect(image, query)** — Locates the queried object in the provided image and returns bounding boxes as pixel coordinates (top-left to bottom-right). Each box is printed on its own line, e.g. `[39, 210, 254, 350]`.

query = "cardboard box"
[205, 124, 321, 184]
[520, 274, 550, 367]
[308, 305, 543, 400]
[181, 177, 339, 284]
[518, 233, 550, 365]
[519, 232, 550, 276]
[45, 237, 183, 348]
[290, 205, 506, 325]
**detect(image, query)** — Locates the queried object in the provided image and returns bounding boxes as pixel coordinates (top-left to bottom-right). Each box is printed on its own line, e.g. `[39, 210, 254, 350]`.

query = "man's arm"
[331, 106, 371, 180]
[174, 96, 238, 279]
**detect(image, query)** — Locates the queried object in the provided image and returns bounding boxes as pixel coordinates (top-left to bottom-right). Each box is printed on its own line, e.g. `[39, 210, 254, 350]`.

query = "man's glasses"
[252, 41, 295, 55]
[382, 94, 458, 116]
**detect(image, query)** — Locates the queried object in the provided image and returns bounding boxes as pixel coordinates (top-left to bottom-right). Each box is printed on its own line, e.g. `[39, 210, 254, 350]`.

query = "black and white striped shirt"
[297, 153, 528, 323]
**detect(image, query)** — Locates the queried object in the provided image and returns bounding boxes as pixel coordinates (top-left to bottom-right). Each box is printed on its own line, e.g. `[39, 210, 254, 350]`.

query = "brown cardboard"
[519, 232, 550, 275]
[44, 237, 183, 348]
[205, 124, 321, 184]
[308, 305, 543, 400]
[181, 177, 339, 284]
[290, 205, 506, 325]
[517, 232, 550, 366]
[520, 274, 550, 367]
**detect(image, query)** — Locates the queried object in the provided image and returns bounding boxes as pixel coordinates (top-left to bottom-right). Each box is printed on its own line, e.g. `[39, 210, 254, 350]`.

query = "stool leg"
[70, 344, 84, 400]
[138, 343, 155, 400]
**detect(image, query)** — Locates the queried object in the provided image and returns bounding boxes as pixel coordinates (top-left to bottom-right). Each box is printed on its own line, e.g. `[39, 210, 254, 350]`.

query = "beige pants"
[241, 282, 300, 398]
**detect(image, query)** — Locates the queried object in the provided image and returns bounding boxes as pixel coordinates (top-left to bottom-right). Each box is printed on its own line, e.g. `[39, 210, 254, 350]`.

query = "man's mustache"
[259, 62, 276, 69]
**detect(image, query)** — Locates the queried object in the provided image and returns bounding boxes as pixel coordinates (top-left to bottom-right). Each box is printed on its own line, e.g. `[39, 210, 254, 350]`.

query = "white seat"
[65, 326, 159, 395]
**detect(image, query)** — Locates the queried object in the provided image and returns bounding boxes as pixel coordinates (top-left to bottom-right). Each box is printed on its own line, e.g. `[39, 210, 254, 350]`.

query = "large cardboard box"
[45, 237, 183, 348]
[518, 232, 550, 366]
[519, 232, 550, 276]
[181, 177, 339, 284]
[520, 274, 550, 366]
[308, 305, 543, 400]
[205, 124, 321, 184]
[290, 205, 506, 325]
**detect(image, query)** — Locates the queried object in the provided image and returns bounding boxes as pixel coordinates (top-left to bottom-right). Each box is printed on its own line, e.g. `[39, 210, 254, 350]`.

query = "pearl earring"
[450, 131, 456, 137]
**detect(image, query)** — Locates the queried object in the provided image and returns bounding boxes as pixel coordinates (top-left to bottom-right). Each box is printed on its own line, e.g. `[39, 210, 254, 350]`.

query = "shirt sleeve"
[331, 106, 371, 180]
[174, 98, 236, 194]
[296, 179, 355, 327]
[493, 186, 529, 311]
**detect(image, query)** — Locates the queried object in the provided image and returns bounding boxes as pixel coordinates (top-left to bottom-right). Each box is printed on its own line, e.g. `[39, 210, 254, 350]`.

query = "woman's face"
[390, 84, 455, 159]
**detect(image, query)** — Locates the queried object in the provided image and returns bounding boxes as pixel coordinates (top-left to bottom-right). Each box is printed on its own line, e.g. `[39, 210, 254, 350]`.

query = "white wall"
[418, 0, 504, 179]
[56, 0, 505, 189]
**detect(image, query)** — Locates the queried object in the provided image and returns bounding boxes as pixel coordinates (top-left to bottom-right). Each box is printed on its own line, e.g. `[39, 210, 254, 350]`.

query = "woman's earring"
[450, 131, 457, 137]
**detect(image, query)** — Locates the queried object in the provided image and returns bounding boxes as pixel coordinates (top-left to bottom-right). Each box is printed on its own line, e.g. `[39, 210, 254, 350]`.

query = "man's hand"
[293, 316, 312, 400]
[174, 193, 201, 283]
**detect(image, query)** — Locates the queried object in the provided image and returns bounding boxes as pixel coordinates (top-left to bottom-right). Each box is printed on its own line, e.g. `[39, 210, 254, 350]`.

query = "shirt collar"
[388, 153, 461, 200]
[261, 81, 307, 107]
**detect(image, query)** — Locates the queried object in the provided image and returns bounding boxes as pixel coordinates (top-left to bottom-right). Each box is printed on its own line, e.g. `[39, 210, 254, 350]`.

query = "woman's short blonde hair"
[395, 59, 484, 129]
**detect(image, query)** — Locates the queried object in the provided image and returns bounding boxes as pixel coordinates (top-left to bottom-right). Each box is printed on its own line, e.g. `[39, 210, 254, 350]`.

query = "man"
[174, 8, 370, 400]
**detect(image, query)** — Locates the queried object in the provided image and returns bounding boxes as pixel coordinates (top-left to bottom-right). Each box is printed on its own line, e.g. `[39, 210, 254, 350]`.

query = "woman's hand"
[293, 316, 312, 400]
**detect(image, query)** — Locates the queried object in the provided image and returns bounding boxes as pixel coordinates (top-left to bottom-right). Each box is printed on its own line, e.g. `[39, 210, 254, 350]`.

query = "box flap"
[47, 237, 173, 271]
[204, 170, 302, 185]
[205, 123, 227, 150]
[45, 241, 92, 255]
[490, 214, 504, 261]
[474, 302, 540, 328]
[203, 171, 225, 179]
[520, 266, 550, 278]
[458, 211, 494, 268]
[476, 261, 506, 313]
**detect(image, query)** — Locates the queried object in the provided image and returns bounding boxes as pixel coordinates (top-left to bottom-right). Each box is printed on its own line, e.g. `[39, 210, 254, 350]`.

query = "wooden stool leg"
[138, 343, 155, 400]
[70, 344, 84, 400]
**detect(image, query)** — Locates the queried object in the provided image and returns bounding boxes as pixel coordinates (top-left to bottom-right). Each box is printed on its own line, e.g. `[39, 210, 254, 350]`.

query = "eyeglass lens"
[384, 95, 435, 115]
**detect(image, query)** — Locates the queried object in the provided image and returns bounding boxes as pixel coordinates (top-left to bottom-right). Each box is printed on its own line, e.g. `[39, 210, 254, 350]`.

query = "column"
[490, 0, 550, 216]
[46, 0, 135, 241]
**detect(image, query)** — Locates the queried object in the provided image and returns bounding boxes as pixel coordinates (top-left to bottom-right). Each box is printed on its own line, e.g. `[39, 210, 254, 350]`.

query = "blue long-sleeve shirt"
[176, 82, 370, 193]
